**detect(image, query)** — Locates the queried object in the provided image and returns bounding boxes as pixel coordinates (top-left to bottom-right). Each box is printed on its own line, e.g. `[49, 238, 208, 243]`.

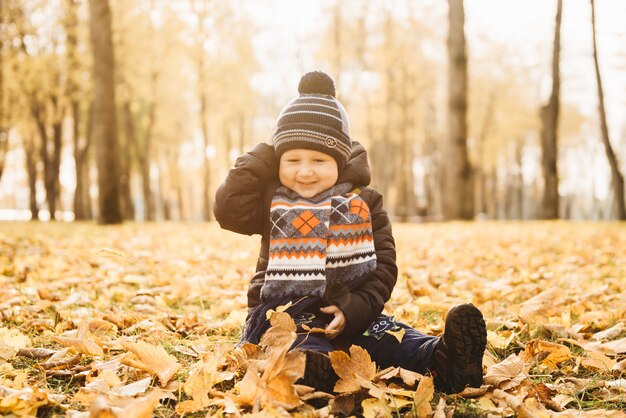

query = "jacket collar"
[337, 141, 371, 187]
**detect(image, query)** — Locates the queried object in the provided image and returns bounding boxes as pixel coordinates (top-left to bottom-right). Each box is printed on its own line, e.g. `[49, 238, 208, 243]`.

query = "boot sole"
[298, 350, 337, 393]
[444, 304, 487, 393]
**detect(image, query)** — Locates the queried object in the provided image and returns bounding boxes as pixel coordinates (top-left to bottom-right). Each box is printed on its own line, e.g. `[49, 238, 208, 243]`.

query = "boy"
[214, 71, 487, 394]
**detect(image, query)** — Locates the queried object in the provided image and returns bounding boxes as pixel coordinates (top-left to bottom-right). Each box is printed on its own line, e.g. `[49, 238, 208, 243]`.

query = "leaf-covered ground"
[1, 221, 625, 417]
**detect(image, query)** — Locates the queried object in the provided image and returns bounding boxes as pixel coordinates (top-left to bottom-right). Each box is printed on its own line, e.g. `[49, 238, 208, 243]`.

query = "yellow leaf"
[265, 302, 293, 319]
[0, 328, 31, 359]
[413, 375, 434, 417]
[260, 312, 297, 355]
[119, 340, 181, 386]
[177, 358, 228, 413]
[483, 354, 531, 390]
[52, 336, 104, 356]
[487, 330, 515, 350]
[398, 368, 423, 387]
[519, 287, 561, 324]
[580, 351, 617, 371]
[385, 327, 405, 343]
[330, 345, 377, 394]
[521, 339, 571, 370]
[361, 398, 388, 418]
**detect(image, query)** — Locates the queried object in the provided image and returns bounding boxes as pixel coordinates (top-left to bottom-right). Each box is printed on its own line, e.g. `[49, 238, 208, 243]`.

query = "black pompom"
[298, 71, 336, 97]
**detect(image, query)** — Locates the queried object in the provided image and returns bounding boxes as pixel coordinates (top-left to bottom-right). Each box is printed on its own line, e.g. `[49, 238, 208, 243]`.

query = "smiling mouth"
[298, 181, 316, 186]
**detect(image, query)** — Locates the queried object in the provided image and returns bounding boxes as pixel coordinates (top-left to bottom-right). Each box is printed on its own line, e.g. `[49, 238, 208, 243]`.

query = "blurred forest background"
[1, 0, 625, 224]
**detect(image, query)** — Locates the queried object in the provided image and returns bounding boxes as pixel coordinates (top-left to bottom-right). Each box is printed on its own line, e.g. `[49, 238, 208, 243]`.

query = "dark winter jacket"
[213, 141, 397, 338]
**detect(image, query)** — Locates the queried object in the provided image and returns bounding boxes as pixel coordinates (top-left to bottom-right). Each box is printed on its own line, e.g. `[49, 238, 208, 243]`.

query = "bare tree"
[89, 0, 122, 224]
[191, 0, 213, 222]
[590, 0, 625, 219]
[65, 0, 92, 220]
[540, 0, 562, 219]
[444, 0, 473, 219]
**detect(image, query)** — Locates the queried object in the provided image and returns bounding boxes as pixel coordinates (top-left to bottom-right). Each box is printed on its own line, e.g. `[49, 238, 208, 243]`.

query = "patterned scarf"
[261, 182, 377, 301]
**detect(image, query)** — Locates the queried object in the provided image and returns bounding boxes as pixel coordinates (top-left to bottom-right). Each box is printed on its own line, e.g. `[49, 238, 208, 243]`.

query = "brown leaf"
[483, 353, 531, 390]
[413, 375, 434, 417]
[53, 336, 104, 356]
[16, 348, 56, 359]
[260, 311, 297, 355]
[491, 389, 539, 418]
[519, 287, 561, 324]
[457, 385, 490, 398]
[329, 393, 357, 416]
[433, 397, 447, 418]
[119, 340, 181, 386]
[235, 343, 305, 410]
[330, 345, 377, 393]
[40, 353, 81, 370]
[579, 351, 617, 371]
[361, 398, 388, 418]
[175, 358, 227, 414]
[521, 339, 571, 370]
[398, 368, 423, 387]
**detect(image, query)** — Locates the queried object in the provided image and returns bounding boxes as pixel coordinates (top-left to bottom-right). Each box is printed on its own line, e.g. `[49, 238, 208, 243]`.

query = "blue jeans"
[291, 313, 439, 374]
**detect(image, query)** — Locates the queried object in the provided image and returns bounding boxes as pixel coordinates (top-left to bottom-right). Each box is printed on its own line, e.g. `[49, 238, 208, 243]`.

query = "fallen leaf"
[176, 358, 230, 414]
[361, 398, 387, 418]
[330, 345, 377, 393]
[110, 377, 152, 397]
[591, 322, 624, 341]
[0, 328, 31, 360]
[483, 354, 531, 390]
[433, 397, 447, 418]
[580, 351, 617, 371]
[519, 287, 561, 324]
[53, 336, 104, 356]
[16, 348, 56, 359]
[491, 389, 539, 418]
[260, 312, 297, 356]
[521, 339, 571, 370]
[385, 328, 405, 343]
[119, 340, 181, 386]
[413, 375, 433, 417]
[487, 330, 515, 350]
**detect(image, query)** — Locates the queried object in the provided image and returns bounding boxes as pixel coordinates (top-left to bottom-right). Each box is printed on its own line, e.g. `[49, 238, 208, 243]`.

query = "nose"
[298, 164, 313, 176]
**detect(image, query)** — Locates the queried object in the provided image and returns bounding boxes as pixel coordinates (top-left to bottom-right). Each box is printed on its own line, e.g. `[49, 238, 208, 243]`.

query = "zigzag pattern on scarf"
[261, 183, 377, 301]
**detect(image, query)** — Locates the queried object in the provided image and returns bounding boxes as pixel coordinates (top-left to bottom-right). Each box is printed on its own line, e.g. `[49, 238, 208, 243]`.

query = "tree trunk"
[24, 135, 39, 220]
[590, 0, 626, 220]
[540, 0, 562, 219]
[139, 68, 158, 222]
[445, 0, 473, 220]
[120, 101, 136, 220]
[474, 91, 495, 217]
[32, 104, 56, 219]
[198, 57, 212, 221]
[515, 140, 524, 219]
[396, 65, 415, 222]
[66, 0, 92, 221]
[89, 0, 122, 224]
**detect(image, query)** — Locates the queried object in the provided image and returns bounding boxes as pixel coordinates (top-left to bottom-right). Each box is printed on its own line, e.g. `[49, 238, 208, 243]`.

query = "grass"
[1, 221, 626, 416]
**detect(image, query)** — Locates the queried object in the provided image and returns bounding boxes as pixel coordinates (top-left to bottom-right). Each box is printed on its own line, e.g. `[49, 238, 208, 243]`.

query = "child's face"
[279, 149, 338, 199]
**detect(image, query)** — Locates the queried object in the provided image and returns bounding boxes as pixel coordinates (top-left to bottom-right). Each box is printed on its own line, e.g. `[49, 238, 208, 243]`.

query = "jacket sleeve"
[214, 143, 278, 235]
[327, 189, 398, 336]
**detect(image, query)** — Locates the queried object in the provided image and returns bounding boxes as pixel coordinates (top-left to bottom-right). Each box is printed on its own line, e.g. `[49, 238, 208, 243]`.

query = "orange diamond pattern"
[350, 200, 369, 220]
[292, 210, 321, 235]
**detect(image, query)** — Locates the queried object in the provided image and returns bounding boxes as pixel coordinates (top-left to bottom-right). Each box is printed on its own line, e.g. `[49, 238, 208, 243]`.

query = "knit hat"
[272, 71, 351, 171]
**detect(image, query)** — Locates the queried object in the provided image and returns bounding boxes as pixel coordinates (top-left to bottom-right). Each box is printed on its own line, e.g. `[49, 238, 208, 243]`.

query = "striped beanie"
[272, 71, 352, 171]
